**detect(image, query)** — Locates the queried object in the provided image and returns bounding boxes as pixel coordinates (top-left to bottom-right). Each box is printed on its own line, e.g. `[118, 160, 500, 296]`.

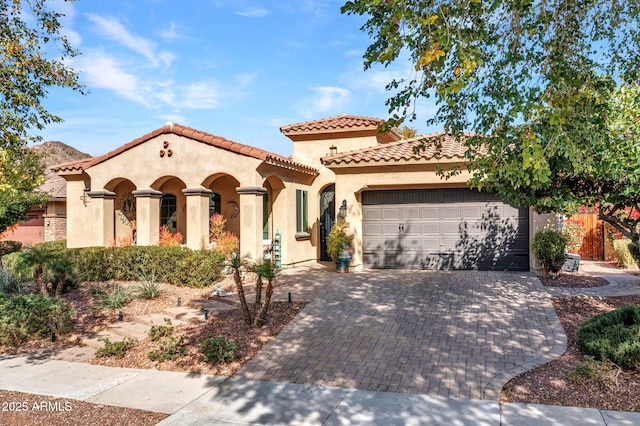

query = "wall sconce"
[338, 199, 347, 219]
[329, 145, 338, 155]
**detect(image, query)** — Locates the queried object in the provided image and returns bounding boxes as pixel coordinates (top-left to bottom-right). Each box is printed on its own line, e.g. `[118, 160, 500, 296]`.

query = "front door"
[319, 185, 335, 261]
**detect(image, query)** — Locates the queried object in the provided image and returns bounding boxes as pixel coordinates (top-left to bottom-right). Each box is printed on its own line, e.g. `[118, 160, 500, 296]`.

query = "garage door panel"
[383, 208, 401, 220]
[421, 223, 439, 234]
[421, 238, 441, 250]
[421, 207, 439, 219]
[383, 223, 400, 235]
[364, 208, 382, 220]
[443, 207, 462, 219]
[404, 207, 421, 220]
[364, 223, 383, 236]
[443, 222, 462, 235]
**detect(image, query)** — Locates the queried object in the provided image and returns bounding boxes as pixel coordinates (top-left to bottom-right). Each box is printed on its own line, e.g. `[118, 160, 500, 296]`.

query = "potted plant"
[532, 229, 567, 278]
[327, 222, 354, 273]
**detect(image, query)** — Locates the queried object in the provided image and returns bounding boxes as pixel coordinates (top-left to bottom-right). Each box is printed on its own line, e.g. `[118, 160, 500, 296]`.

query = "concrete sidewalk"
[0, 354, 638, 425]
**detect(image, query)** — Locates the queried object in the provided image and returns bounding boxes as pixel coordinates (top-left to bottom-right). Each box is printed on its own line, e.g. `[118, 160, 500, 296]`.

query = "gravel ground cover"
[501, 294, 640, 411]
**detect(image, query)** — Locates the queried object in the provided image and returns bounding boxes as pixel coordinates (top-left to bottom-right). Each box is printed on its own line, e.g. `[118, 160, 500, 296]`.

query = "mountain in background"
[31, 142, 92, 200]
[32, 141, 91, 167]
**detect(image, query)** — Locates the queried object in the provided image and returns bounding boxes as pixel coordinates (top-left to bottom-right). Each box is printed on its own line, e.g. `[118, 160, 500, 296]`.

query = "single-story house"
[53, 115, 553, 271]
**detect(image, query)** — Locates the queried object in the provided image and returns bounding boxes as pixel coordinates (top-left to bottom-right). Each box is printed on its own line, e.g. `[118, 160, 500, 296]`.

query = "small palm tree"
[254, 260, 280, 328]
[16, 245, 53, 296]
[48, 254, 75, 297]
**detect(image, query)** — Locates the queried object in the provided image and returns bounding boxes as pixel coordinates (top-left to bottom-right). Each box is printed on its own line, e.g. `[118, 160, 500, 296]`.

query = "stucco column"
[237, 186, 266, 261]
[133, 189, 162, 246]
[87, 191, 116, 247]
[183, 188, 212, 250]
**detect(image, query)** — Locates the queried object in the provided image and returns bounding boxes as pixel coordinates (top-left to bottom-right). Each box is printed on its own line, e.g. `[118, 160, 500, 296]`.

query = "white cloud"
[158, 22, 182, 41]
[75, 50, 222, 110]
[236, 7, 269, 18]
[86, 13, 175, 68]
[76, 51, 149, 106]
[313, 86, 350, 112]
[180, 82, 220, 109]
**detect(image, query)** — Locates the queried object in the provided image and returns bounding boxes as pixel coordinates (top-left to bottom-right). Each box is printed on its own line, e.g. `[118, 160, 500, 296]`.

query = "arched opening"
[320, 184, 335, 261]
[202, 173, 241, 238]
[107, 178, 137, 246]
[152, 176, 187, 240]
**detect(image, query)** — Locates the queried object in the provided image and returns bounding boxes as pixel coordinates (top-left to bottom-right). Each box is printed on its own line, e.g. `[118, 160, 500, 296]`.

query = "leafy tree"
[342, 1, 640, 258]
[395, 125, 417, 138]
[0, 0, 84, 232]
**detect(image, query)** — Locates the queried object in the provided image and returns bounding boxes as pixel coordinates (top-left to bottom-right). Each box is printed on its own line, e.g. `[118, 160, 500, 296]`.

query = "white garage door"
[362, 189, 529, 270]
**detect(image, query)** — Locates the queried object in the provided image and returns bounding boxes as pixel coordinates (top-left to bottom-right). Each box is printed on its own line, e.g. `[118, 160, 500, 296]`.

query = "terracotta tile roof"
[280, 114, 389, 134]
[52, 123, 318, 176]
[321, 131, 475, 165]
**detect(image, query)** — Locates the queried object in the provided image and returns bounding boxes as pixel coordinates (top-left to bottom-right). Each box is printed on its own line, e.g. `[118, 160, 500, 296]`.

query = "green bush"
[95, 337, 137, 358]
[200, 336, 239, 364]
[0, 294, 73, 346]
[532, 230, 567, 275]
[578, 304, 640, 371]
[147, 336, 188, 362]
[148, 318, 175, 341]
[69, 246, 224, 287]
[612, 239, 639, 269]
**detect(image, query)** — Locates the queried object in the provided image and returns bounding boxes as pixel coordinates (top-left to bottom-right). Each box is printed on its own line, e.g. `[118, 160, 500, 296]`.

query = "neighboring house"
[53, 115, 551, 271]
[1, 142, 91, 246]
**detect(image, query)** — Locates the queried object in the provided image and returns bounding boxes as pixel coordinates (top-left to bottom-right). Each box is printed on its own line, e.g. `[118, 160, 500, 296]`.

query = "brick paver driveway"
[236, 268, 566, 400]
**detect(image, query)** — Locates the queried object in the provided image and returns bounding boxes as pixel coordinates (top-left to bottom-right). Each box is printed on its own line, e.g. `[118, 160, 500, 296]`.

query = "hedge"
[578, 304, 640, 371]
[68, 246, 225, 288]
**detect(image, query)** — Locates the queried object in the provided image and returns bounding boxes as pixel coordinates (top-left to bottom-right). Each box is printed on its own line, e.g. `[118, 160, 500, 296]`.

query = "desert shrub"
[90, 285, 131, 310]
[0, 294, 73, 346]
[562, 219, 585, 254]
[136, 271, 164, 299]
[0, 241, 22, 260]
[147, 336, 188, 362]
[95, 337, 137, 358]
[209, 214, 239, 258]
[568, 355, 621, 390]
[148, 318, 175, 341]
[0, 267, 23, 294]
[70, 246, 224, 288]
[159, 225, 183, 247]
[532, 230, 567, 276]
[612, 239, 639, 269]
[578, 304, 640, 371]
[200, 336, 239, 364]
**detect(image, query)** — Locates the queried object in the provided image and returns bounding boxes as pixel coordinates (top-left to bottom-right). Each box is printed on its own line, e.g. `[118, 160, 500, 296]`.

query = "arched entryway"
[106, 178, 137, 245]
[319, 184, 335, 261]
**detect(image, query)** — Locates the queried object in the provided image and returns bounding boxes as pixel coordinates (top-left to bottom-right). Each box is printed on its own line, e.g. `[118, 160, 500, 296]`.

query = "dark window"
[263, 194, 269, 239]
[209, 192, 221, 217]
[160, 194, 177, 233]
[296, 190, 308, 233]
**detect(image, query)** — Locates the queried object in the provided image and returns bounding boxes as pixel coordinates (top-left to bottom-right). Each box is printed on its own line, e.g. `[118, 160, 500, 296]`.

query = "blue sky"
[37, 0, 438, 157]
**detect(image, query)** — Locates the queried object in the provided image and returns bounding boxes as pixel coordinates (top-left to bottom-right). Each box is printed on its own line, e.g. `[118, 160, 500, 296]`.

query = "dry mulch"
[0, 389, 167, 426]
[90, 301, 307, 376]
[539, 271, 609, 288]
[501, 295, 640, 411]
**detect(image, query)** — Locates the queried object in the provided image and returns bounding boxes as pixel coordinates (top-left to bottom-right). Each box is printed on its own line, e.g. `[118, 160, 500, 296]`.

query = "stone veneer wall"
[44, 215, 67, 242]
